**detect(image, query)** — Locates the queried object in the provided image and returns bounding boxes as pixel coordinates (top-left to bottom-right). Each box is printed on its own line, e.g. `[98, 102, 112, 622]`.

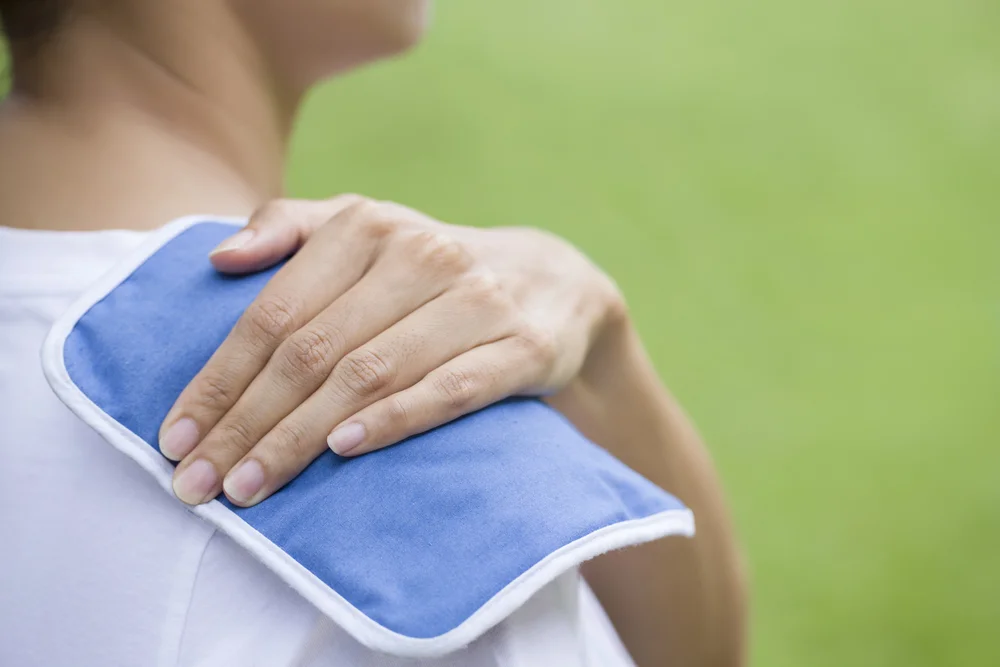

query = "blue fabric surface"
[63, 221, 687, 638]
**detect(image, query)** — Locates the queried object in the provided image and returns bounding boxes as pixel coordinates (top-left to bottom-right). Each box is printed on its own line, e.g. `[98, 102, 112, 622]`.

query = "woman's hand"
[159, 196, 625, 507]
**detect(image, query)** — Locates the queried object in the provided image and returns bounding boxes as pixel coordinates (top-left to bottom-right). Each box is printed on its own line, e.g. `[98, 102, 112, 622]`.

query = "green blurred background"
[289, 2, 998, 665]
[4, 1, 997, 665]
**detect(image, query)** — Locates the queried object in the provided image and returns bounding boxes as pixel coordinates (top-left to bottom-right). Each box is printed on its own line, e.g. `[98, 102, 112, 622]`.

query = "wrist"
[549, 318, 704, 492]
[578, 302, 640, 394]
[549, 315, 660, 446]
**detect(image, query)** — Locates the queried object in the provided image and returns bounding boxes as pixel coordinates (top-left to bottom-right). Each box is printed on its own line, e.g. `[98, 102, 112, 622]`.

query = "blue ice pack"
[42, 217, 694, 657]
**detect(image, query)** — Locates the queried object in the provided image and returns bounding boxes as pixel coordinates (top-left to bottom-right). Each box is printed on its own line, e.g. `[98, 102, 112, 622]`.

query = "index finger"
[157, 197, 375, 460]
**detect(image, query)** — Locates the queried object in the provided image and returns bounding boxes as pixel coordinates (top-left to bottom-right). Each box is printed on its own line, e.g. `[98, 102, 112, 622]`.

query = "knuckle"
[345, 200, 398, 241]
[335, 349, 395, 399]
[432, 368, 478, 411]
[384, 395, 412, 433]
[518, 321, 559, 367]
[242, 295, 300, 349]
[408, 231, 473, 275]
[278, 327, 341, 382]
[269, 420, 316, 462]
[461, 271, 513, 312]
[214, 417, 260, 456]
[363, 216, 399, 241]
[193, 371, 239, 414]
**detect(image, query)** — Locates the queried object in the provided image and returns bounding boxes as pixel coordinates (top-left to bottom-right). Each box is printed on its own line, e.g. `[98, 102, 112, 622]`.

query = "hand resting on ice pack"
[159, 195, 625, 507]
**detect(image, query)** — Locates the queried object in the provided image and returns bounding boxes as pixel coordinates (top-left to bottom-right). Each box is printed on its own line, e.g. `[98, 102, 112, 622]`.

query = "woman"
[0, 1, 746, 665]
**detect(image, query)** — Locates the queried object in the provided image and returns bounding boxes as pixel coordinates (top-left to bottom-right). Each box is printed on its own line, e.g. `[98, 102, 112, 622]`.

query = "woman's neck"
[0, 5, 301, 231]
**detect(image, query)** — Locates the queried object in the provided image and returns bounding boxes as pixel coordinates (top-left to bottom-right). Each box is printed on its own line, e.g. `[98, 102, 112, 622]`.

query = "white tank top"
[0, 225, 634, 667]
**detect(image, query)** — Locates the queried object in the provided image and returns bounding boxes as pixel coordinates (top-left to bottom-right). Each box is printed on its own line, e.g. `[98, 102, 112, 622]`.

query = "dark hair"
[0, 0, 67, 51]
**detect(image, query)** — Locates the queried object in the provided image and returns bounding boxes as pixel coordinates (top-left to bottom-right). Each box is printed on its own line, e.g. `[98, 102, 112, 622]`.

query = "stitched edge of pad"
[40, 215, 696, 658]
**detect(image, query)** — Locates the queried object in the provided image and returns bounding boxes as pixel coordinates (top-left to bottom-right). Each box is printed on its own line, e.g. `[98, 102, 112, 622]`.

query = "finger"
[209, 195, 364, 274]
[331, 335, 543, 457]
[220, 276, 512, 506]
[170, 242, 460, 504]
[159, 197, 379, 462]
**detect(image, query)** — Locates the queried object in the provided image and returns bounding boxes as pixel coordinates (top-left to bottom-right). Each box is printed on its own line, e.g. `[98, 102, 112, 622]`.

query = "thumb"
[208, 195, 365, 274]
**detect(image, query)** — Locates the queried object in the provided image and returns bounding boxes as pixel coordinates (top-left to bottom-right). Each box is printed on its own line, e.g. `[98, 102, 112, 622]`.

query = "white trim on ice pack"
[40, 215, 695, 658]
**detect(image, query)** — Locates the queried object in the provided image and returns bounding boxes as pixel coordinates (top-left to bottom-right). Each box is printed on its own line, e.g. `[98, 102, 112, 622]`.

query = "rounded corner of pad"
[40, 317, 71, 384]
[371, 507, 696, 655]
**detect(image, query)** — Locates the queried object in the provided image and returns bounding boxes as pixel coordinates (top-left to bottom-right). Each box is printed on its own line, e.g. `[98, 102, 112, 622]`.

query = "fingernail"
[160, 418, 199, 461]
[172, 459, 218, 505]
[224, 459, 265, 505]
[209, 229, 255, 256]
[328, 422, 366, 455]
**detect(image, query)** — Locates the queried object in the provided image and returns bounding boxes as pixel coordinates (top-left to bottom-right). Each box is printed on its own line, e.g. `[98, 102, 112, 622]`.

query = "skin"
[0, 1, 747, 665]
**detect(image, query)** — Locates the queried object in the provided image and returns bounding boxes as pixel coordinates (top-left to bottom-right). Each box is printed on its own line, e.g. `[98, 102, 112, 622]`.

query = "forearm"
[546, 317, 748, 667]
